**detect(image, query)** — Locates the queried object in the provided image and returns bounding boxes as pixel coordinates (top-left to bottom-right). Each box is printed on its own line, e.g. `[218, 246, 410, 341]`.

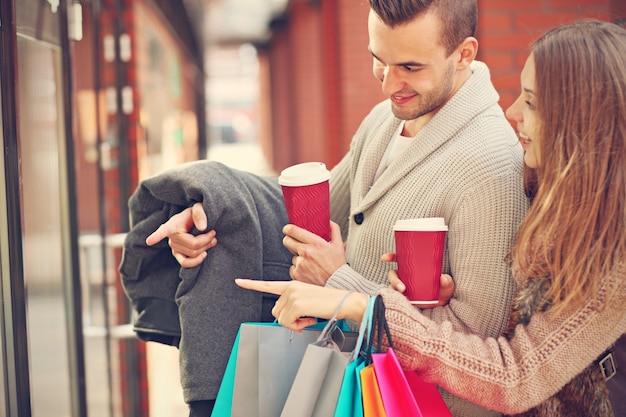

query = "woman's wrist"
[341, 292, 370, 323]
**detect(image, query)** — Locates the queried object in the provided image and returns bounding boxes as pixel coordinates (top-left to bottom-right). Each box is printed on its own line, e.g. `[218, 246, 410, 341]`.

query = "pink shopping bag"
[372, 348, 452, 417]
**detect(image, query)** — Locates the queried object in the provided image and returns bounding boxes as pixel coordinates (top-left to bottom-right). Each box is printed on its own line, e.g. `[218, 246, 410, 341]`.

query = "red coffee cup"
[278, 162, 331, 241]
[393, 218, 448, 306]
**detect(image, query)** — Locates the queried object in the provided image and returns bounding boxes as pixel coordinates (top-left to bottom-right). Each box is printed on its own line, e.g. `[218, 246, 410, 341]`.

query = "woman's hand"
[235, 279, 369, 332]
[381, 253, 455, 307]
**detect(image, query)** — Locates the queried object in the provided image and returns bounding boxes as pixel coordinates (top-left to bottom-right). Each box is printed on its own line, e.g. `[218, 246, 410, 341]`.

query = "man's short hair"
[368, 0, 477, 55]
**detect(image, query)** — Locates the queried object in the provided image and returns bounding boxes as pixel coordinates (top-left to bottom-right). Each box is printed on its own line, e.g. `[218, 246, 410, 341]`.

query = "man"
[141, 1, 528, 416]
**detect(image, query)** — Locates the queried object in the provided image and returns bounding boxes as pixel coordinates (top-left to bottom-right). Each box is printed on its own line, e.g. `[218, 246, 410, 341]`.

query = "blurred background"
[0, 0, 624, 416]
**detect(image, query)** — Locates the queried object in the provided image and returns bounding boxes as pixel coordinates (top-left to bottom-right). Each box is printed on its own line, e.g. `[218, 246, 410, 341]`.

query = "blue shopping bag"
[332, 295, 377, 417]
[333, 354, 366, 417]
[212, 328, 240, 416]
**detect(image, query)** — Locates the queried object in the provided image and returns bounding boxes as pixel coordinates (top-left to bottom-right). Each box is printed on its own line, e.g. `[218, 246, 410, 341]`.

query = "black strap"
[365, 295, 394, 364]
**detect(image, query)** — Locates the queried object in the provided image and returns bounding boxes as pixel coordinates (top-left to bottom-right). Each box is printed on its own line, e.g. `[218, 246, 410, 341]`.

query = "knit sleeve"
[421, 170, 526, 338]
[378, 270, 626, 415]
[325, 263, 385, 294]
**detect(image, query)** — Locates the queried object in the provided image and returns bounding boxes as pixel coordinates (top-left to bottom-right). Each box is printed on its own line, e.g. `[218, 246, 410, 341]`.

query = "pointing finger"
[235, 278, 290, 296]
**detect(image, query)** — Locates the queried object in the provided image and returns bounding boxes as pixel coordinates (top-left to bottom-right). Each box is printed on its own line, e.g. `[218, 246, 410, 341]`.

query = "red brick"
[480, 0, 543, 10]
[549, 0, 609, 8]
[480, 12, 513, 32]
[479, 51, 514, 71]
[514, 12, 578, 30]
[492, 72, 522, 91]
[480, 31, 541, 51]
[574, 10, 615, 21]
[514, 52, 530, 69]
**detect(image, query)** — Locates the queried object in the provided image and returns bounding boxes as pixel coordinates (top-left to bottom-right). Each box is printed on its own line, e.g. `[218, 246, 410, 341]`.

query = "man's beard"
[391, 63, 455, 121]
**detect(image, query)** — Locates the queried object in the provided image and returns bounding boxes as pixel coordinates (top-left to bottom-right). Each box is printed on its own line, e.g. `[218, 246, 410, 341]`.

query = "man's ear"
[455, 36, 478, 70]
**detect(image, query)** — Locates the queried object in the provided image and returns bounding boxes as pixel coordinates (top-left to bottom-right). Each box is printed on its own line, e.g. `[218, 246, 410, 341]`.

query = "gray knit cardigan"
[326, 61, 530, 417]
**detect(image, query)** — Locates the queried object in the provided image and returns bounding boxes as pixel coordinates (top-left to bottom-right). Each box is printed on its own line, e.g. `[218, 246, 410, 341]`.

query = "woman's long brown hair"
[511, 20, 626, 317]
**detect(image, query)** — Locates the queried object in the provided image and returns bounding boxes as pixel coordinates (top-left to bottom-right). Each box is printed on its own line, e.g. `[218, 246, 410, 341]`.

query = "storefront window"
[0, 82, 8, 416]
[17, 34, 73, 417]
[15, 1, 76, 415]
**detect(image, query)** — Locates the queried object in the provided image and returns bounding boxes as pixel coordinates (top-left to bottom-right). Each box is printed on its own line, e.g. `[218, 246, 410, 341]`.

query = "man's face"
[367, 9, 458, 125]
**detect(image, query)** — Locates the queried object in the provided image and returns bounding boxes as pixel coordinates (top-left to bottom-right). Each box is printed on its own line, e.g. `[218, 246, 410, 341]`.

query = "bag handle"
[348, 294, 377, 362]
[314, 290, 355, 347]
[365, 295, 394, 365]
[305, 291, 377, 361]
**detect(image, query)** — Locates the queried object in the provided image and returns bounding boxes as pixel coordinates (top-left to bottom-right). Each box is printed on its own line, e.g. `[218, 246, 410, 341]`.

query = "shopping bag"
[404, 368, 453, 417]
[281, 293, 375, 417]
[280, 338, 349, 417]
[333, 354, 366, 417]
[212, 327, 240, 417]
[372, 347, 452, 417]
[360, 364, 387, 417]
[363, 296, 451, 417]
[213, 320, 353, 417]
[333, 293, 378, 417]
[235, 322, 321, 417]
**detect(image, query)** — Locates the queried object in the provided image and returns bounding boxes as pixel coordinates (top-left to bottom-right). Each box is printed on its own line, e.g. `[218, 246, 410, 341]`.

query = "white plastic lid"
[393, 217, 448, 231]
[278, 162, 331, 186]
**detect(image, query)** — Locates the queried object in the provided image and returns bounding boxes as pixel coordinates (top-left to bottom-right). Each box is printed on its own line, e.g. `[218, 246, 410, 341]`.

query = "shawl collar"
[354, 61, 500, 213]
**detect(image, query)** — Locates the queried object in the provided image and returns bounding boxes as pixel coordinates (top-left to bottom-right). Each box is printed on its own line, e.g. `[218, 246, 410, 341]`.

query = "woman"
[236, 20, 626, 416]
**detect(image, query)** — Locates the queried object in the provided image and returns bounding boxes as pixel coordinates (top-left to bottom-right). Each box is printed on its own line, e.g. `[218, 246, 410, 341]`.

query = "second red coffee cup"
[278, 162, 331, 241]
[393, 218, 448, 306]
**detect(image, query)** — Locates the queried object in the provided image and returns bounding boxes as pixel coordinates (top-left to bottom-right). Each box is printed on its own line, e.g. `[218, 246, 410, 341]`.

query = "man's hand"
[282, 221, 347, 286]
[381, 253, 455, 307]
[146, 202, 217, 268]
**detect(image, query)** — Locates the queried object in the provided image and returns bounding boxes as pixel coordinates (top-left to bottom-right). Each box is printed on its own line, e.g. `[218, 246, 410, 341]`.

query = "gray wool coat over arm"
[119, 160, 293, 402]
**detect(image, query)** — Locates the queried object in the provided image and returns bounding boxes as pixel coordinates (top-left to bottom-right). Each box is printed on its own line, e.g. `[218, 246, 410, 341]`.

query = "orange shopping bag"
[360, 363, 387, 417]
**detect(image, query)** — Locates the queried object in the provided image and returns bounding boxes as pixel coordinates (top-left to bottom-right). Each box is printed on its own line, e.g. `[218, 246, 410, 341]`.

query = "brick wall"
[478, 0, 616, 111]
[333, 1, 386, 167]
[267, 0, 625, 170]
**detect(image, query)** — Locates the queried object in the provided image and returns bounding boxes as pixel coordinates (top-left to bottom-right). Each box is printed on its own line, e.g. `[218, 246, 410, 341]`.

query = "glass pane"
[0, 79, 8, 416]
[16, 0, 60, 44]
[135, 1, 200, 176]
[17, 35, 72, 417]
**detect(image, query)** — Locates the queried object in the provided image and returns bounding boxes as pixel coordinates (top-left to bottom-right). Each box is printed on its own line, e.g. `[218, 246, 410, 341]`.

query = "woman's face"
[506, 54, 541, 169]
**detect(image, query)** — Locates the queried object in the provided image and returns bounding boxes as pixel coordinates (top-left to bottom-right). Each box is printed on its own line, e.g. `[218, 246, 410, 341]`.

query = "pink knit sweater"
[379, 267, 626, 415]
